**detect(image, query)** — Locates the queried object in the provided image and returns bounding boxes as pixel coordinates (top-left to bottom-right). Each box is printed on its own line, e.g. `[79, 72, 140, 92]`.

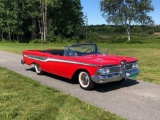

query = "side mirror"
[106, 49, 110, 54]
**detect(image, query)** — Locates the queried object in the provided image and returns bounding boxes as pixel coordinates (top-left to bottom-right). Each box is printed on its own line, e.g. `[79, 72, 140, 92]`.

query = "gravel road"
[0, 51, 160, 120]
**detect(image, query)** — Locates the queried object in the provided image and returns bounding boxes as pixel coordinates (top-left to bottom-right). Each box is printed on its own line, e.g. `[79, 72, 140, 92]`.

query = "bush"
[106, 36, 128, 43]
[0, 39, 19, 43]
[83, 32, 103, 43]
[29, 39, 49, 44]
[132, 27, 143, 33]
[146, 29, 155, 35]
[125, 36, 143, 44]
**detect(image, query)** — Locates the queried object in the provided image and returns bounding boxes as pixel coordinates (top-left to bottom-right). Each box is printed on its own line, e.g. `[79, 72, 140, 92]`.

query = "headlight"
[95, 66, 119, 75]
[102, 68, 110, 74]
[101, 69, 106, 74]
[105, 68, 110, 74]
[132, 62, 138, 69]
[96, 68, 110, 75]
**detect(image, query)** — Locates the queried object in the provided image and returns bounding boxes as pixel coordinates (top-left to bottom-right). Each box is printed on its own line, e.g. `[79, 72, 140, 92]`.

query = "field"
[0, 42, 160, 84]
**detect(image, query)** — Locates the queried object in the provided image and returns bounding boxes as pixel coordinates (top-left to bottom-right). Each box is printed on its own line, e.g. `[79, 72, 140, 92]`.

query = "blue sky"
[81, 0, 160, 25]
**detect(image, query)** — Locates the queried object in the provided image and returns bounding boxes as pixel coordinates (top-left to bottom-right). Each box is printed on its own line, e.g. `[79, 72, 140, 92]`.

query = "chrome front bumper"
[21, 59, 25, 64]
[91, 69, 140, 84]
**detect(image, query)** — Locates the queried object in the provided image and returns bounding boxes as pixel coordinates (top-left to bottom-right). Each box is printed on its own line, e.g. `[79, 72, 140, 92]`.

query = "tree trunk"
[1, 32, 4, 40]
[31, 19, 36, 40]
[126, 28, 131, 41]
[16, 34, 19, 42]
[38, 18, 42, 40]
[8, 30, 11, 41]
[44, 1, 47, 41]
[41, 0, 47, 41]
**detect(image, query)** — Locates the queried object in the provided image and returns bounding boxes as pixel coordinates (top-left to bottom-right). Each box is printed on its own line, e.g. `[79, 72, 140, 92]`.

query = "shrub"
[107, 36, 127, 43]
[29, 39, 49, 44]
[0, 39, 19, 43]
[146, 29, 155, 35]
[132, 27, 143, 33]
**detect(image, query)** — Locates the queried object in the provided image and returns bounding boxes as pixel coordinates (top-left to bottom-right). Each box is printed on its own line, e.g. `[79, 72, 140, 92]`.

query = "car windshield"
[65, 44, 102, 56]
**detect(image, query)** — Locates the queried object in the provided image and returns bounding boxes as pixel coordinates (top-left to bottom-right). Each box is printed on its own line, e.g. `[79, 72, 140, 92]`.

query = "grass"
[0, 43, 66, 54]
[0, 67, 124, 120]
[0, 42, 160, 84]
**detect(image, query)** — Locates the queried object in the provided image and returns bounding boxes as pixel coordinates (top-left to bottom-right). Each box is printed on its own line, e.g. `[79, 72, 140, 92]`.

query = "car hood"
[76, 54, 138, 67]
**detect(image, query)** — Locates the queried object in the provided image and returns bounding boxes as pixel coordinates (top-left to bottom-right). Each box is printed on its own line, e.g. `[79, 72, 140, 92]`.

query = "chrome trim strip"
[24, 55, 47, 62]
[24, 54, 97, 67]
[46, 58, 97, 66]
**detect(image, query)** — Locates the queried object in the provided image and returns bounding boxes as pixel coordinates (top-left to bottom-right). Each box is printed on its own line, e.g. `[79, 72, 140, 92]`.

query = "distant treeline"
[86, 24, 160, 35]
[79, 24, 160, 44]
[0, 0, 159, 43]
[0, 0, 83, 42]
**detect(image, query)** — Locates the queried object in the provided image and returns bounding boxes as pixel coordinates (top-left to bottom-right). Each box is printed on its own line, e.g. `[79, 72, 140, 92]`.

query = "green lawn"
[0, 42, 160, 84]
[0, 67, 124, 120]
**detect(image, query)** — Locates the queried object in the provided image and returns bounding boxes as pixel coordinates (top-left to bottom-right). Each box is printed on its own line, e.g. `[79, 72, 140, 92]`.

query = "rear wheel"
[78, 71, 94, 90]
[34, 63, 43, 75]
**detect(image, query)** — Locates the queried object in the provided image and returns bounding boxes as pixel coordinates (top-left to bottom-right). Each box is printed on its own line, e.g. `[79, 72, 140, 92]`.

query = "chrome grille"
[126, 63, 133, 70]
[121, 62, 126, 70]
[121, 61, 126, 77]
[110, 67, 120, 73]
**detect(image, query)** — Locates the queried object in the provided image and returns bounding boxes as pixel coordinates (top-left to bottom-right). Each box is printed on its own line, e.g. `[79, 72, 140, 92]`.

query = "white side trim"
[24, 54, 97, 67]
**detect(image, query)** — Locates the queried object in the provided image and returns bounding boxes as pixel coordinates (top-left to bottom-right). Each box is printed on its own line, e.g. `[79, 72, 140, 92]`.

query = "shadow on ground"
[26, 67, 139, 92]
[26, 67, 78, 84]
[94, 79, 139, 92]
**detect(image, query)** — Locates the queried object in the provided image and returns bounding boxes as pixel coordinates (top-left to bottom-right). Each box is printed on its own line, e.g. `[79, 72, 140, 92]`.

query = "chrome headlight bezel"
[132, 62, 138, 69]
[101, 68, 110, 75]
[95, 66, 120, 75]
[96, 68, 110, 75]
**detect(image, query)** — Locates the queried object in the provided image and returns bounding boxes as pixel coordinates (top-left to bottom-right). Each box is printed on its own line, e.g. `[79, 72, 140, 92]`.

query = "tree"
[0, 2, 5, 40]
[0, 0, 84, 42]
[47, 0, 84, 38]
[40, 0, 47, 41]
[23, 0, 41, 40]
[1, 0, 19, 41]
[100, 0, 154, 41]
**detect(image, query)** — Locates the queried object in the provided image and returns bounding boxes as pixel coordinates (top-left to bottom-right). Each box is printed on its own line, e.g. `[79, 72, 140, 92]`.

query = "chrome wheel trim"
[34, 64, 41, 74]
[79, 72, 90, 88]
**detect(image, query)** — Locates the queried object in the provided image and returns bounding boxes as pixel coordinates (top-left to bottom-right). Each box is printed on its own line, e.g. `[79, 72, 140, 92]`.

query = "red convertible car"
[21, 43, 140, 90]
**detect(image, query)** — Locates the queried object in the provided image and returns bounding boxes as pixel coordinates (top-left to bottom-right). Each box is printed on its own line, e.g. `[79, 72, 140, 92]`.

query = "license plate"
[131, 73, 138, 79]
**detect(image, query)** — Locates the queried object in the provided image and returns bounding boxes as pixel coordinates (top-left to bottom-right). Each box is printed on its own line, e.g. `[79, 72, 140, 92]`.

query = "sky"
[81, 0, 160, 25]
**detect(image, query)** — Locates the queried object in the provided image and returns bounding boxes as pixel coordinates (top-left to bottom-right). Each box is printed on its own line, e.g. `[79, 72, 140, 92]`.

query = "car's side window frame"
[64, 46, 68, 56]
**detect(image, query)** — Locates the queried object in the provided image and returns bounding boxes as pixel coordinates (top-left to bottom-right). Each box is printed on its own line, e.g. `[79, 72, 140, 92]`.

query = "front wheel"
[78, 71, 94, 90]
[34, 63, 43, 75]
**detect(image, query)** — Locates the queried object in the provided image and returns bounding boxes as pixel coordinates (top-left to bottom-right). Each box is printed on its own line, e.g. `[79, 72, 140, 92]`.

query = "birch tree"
[100, 0, 154, 41]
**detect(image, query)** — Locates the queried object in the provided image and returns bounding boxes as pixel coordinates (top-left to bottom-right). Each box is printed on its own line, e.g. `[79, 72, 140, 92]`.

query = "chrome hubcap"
[81, 73, 89, 85]
[79, 72, 90, 87]
[35, 64, 40, 73]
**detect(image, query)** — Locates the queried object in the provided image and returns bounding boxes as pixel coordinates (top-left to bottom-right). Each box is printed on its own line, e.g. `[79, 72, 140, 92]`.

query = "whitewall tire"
[34, 63, 43, 75]
[78, 71, 94, 90]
